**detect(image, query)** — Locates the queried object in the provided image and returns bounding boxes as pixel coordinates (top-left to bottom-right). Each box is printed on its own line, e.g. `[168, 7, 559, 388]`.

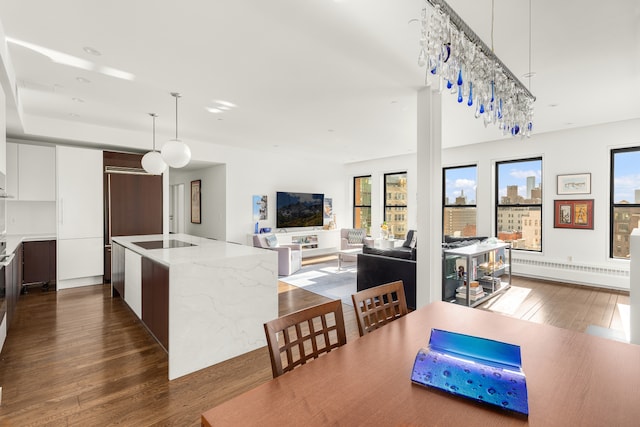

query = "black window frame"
[383, 171, 408, 238]
[495, 157, 543, 252]
[353, 175, 372, 235]
[442, 164, 478, 241]
[610, 146, 640, 259]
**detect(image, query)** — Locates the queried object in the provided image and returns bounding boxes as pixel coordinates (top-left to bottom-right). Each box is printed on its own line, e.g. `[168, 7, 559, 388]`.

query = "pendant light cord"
[170, 92, 181, 140]
[491, 0, 494, 52]
[149, 112, 158, 151]
[528, 0, 532, 91]
[153, 114, 157, 150]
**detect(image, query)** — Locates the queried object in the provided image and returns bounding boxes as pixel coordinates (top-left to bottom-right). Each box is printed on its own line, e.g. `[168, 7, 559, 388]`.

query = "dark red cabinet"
[4, 243, 23, 330]
[111, 243, 125, 297]
[142, 257, 169, 351]
[23, 240, 56, 287]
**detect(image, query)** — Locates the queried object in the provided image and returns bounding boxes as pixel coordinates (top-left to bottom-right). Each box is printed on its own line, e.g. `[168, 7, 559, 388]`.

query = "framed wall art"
[557, 173, 591, 195]
[553, 199, 594, 229]
[191, 179, 201, 224]
[252, 195, 268, 221]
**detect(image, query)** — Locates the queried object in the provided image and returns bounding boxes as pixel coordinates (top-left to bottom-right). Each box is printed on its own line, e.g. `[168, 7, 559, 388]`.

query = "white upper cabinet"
[57, 145, 103, 239]
[6, 142, 56, 201]
[6, 142, 17, 198]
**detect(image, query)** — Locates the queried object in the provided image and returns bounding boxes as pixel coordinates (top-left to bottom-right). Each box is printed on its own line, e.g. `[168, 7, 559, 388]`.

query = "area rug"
[280, 260, 357, 306]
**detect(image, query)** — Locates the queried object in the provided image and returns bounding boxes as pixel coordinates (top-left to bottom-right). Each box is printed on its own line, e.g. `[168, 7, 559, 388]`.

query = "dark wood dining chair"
[351, 280, 408, 337]
[263, 299, 347, 378]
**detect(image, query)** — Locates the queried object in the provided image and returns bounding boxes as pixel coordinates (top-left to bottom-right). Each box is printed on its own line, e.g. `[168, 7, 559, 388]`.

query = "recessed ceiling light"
[214, 100, 237, 108]
[76, 76, 90, 83]
[7, 37, 134, 81]
[68, 113, 80, 117]
[391, 100, 398, 104]
[549, 103, 559, 107]
[328, 129, 335, 133]
[522, 72, 536, 78]
[217, 105, 230, 111]
[206, 107, 222, 114]
[83, 46, 101, 56]
[71, 97, 84, 103]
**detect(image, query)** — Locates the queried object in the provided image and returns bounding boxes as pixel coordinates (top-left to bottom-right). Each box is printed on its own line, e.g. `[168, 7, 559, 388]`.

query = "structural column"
[416, 87, 443, 308]
[630, 228, 640, 344]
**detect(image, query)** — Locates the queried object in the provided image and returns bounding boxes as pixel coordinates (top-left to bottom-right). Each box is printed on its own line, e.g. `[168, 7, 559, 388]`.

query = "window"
[610, 147, 640, 259]
[443, 165, 477, 239]
[353, 175, 372, 235]
[496, 158, 542, 251]
[384, 172, 407, 239]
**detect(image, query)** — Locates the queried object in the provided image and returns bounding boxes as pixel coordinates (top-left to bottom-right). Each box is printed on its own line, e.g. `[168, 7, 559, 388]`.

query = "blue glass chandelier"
[418, 0, 535, 137]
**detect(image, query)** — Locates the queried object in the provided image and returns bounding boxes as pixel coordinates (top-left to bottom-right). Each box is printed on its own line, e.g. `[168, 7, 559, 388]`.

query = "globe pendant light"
[141, 113, 167, 175]
[161, 92, 191, 168]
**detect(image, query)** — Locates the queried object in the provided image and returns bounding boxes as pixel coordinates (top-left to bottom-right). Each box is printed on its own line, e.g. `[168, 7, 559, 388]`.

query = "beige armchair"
[253, 234, 302, 276]
[340, 228, 373, 250]
[339, 229, 373, 265]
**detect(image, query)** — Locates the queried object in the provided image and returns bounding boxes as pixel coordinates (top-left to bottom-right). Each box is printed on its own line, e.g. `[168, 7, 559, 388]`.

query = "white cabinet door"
[57, 146, 103, 288]
[57, 237, 104, 280]
[0, 87, 5, 175]
[6, 142, 17, 198]
[6, 143, 56, 201]
[57, 146, 103, 239]
[18, 144, 56, 201]
[124, 248, 142, 318]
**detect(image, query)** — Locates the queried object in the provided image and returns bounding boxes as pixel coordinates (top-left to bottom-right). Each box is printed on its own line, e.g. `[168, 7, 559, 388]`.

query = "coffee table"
[337, 248, 361, 270]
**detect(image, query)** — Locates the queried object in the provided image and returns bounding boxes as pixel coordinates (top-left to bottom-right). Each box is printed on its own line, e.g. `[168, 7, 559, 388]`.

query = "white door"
[170, 183, 185, 234]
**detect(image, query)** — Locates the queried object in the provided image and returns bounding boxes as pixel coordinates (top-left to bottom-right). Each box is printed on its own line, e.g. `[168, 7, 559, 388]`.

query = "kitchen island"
[111, 233, 278, 380]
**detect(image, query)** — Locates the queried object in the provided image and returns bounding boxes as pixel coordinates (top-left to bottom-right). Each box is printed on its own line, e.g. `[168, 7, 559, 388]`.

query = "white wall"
[170, 165, 227, 240]
[344, 153, 418, 235]
[6, 201, 56, 235]
[443, 118, 640, 289]
[0, 85, 5, 174]
[170, 140, 346, 245]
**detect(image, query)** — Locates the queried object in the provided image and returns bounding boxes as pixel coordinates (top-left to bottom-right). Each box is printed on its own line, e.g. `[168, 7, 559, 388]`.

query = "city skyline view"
[498, 160, 542, 201]
[444, 166, 476, 204]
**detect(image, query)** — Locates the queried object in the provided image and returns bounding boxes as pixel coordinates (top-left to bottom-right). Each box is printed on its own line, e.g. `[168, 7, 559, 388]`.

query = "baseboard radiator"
[512, 257, 630, 290]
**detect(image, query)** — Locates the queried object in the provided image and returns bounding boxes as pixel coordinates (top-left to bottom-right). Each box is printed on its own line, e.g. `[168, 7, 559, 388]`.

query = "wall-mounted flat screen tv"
[276, 192, 324, 228]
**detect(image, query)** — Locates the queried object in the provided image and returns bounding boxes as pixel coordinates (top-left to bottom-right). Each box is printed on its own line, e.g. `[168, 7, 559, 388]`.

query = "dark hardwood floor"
[0, 260, 629, 426]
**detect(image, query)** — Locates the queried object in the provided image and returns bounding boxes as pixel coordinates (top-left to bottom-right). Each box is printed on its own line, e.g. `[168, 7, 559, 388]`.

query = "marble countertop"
[112, 233, 269, 267]
[5, 233, 57, 254]
[2, 233, 57, 266]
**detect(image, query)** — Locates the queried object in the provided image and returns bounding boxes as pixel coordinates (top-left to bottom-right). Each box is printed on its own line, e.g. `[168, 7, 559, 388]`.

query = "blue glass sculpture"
[411, 329, 529, 416]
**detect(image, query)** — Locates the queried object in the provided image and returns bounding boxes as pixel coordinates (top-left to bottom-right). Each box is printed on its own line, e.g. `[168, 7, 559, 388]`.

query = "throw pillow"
[265, 234, 278, 248]
[347, 229, 365, 244]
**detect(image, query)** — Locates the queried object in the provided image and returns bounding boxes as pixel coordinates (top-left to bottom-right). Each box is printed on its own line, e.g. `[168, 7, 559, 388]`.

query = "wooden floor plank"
[0, 273, 629, 426]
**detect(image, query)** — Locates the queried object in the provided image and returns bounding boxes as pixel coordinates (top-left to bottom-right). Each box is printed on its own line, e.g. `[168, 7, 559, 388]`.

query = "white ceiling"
[0, 0, 639, 163]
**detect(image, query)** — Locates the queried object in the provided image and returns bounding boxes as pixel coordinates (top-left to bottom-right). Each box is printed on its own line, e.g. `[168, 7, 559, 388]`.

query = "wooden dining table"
[202, 301, 640, 426]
